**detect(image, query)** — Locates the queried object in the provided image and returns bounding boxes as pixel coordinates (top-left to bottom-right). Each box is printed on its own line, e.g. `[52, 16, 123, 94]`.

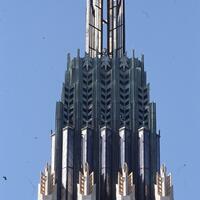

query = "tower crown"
[86, 0, 125, 58]
[38, 1, 175, 200]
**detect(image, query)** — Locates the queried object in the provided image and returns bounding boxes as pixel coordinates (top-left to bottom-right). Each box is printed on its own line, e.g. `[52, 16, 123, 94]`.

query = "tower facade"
[38, 1, 174, 200]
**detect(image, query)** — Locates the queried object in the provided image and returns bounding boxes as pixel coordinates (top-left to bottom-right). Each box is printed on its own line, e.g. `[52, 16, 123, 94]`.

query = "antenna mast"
[86, 0, 126, 58]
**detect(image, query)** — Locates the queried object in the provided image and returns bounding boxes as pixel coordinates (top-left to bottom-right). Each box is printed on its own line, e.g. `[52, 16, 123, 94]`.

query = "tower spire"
[86, 0, 126, 58]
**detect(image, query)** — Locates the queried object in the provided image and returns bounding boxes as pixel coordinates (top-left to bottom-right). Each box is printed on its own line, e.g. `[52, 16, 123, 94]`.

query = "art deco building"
[38, 1, 174, 200]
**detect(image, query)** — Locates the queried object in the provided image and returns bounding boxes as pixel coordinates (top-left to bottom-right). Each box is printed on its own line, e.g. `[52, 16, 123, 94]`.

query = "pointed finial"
[123, 163, 128, 175]
[77, 49, 80, 58]
[83, 162, 90, 176]
[132, 49, 135, 58]
[141, 54, 144, 64]
[67, 53, 71, 69]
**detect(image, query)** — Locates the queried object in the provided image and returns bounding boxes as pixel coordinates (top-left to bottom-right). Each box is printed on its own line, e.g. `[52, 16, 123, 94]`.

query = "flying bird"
[142, 10, 150, 19]
[2, 176, 7, 181]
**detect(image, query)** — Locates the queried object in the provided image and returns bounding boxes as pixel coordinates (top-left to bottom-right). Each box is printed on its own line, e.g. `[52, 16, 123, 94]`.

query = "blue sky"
[0, 0, 199, 199]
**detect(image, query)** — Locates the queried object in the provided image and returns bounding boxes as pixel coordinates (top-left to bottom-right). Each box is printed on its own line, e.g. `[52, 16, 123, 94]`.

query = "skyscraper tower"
[38, 1, 174, 200]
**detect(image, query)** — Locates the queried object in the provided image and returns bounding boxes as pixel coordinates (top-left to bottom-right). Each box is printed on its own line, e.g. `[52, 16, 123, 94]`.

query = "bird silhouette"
[142, 10, 150, 19]
[3, 176, 7, 181]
